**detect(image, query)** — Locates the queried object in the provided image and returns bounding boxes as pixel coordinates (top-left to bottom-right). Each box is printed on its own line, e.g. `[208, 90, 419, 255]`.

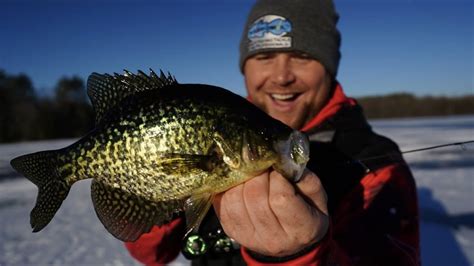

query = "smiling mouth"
[270, 93, 301, 102]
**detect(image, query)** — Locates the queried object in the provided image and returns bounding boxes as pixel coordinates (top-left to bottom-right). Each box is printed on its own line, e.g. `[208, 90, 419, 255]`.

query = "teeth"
[271, 94, 296, 100]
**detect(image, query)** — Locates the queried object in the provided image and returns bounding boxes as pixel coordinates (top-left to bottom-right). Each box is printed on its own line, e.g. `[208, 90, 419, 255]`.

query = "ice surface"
[0, 139, 187, 266]
[372, 115, 474, 266]
[0, 115, 472, 265]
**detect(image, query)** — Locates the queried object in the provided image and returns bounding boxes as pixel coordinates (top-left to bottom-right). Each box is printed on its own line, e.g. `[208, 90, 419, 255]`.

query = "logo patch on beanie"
[247, 15, 292, 52]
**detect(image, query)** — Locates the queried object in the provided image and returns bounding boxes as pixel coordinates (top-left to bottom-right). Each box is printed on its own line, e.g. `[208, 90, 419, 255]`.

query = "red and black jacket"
[125, 84, 420, 266]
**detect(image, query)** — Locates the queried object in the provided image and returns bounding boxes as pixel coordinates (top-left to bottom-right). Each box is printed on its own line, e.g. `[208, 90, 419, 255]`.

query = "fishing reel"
[182, 228, 240, 259]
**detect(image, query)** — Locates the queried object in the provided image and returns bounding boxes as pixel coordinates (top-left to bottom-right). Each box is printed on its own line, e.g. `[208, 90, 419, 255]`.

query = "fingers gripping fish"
[10, 69, 310, 242]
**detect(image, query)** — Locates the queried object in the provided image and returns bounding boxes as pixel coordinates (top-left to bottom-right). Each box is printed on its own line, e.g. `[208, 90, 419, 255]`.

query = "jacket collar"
[300, 82, 357, 132]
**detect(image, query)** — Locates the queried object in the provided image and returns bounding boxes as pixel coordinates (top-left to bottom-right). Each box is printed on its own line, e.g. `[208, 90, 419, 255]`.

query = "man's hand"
[213, 169, 329, 257]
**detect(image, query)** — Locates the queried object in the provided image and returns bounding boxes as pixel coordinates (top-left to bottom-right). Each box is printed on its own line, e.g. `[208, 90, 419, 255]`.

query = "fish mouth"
[273, 130, 310, 182]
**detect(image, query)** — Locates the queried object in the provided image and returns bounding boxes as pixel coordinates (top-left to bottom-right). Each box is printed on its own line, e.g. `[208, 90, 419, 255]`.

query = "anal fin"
[91, 180, 181, 242]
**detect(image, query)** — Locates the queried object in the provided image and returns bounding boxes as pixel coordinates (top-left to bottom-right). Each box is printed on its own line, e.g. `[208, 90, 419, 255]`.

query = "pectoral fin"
[154, 153, 212, 175]
[184, 192, 215, 236]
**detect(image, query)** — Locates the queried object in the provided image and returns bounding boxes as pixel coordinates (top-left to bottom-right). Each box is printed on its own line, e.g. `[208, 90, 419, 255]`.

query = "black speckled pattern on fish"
[10, 69, 308, 241]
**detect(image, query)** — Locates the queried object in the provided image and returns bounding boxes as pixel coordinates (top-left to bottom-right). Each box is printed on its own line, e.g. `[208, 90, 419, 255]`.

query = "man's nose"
[270, 56, 295, 86]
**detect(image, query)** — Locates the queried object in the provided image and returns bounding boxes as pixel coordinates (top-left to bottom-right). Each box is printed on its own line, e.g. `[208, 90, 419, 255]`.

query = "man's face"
[244, 52, 332, 129]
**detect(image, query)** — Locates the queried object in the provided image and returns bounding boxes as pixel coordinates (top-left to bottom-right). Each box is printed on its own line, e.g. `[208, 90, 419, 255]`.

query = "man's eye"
[255, 54, 274, 60]
[293, 53, 311, 60]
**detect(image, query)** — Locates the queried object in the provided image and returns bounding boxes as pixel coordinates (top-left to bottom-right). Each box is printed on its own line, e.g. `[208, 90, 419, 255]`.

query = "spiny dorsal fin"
[87, 69, 177, 124]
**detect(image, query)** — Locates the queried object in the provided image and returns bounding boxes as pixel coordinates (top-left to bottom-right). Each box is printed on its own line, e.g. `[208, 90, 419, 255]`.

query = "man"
[125, 0, 420, 265]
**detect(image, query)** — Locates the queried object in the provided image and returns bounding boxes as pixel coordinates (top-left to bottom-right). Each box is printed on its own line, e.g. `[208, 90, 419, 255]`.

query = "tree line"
[357, 93, 474, 119]
[0, 70, 94, 143]
[0, 69, 473, 143]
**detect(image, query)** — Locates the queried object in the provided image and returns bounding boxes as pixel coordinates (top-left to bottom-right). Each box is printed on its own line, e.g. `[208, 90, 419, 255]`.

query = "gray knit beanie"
[239, 0, 341, 77]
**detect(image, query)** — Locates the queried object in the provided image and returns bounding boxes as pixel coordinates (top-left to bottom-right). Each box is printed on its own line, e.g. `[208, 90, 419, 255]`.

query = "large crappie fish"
[10, 69, 309, 241]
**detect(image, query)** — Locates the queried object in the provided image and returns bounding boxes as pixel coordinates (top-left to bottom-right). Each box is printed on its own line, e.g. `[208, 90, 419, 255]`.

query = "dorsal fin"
[86, 69, 177, 124]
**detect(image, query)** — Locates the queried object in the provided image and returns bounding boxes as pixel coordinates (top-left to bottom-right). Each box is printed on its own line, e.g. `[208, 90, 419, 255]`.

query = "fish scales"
[10, 69, 310, 241]
[58, 90, 242, 203]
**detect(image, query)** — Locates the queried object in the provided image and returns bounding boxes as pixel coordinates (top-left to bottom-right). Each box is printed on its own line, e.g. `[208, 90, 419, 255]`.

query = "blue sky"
[1, 0, 472, 97]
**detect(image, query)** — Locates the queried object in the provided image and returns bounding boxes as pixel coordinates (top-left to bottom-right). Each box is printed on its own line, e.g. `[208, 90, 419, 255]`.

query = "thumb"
[295, 169, 328, 215]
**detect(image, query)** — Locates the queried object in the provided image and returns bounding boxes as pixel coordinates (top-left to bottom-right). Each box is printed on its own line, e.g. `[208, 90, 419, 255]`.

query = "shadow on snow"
[418, 187, 471, 266]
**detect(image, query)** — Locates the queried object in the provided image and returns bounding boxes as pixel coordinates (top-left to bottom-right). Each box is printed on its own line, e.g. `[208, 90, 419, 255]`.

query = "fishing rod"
[401, 140, 474, 154]
[356, 140, 474, 171]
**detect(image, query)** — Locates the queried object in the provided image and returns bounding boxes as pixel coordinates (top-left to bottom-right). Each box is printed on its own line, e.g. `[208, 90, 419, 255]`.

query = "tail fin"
[10, 150, 71, 232]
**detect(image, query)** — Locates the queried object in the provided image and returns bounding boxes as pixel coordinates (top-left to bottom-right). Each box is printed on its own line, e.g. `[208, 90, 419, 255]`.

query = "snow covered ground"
[0, 115, 473, 266]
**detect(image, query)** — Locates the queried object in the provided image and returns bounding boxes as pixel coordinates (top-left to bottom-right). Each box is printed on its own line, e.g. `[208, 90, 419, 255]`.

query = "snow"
[1, 115, 473, 266]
